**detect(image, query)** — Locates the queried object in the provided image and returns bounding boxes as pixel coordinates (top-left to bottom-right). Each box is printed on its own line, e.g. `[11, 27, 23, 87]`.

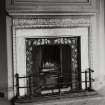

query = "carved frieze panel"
[13, 15, 90, 28]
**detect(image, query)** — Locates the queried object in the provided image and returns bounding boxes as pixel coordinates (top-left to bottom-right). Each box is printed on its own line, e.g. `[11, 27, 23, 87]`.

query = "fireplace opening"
[24, 37, 81, 97]
[32, 44, 73, 96]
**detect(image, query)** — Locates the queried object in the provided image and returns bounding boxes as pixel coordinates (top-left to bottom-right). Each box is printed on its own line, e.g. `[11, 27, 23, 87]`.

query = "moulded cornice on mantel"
[9, 12, 96, 17]
[6, 0, 97, 14]
[9, 0, 91, 5]
[7, 0, 92, 7]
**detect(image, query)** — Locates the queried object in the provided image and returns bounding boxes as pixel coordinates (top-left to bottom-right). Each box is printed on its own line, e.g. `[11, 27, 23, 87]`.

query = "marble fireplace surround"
[10, 14, 99, 97]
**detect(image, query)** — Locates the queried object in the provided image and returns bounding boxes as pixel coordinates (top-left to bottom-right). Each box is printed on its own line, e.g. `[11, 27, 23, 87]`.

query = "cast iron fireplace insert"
[25, 36, 81, 96]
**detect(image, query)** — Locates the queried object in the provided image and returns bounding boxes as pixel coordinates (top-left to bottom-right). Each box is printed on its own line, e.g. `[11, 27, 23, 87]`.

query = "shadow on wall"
[0, 92, 14, 105]
[93, 75, 105, 96]
[0, 98, 11, 105]
[0, 92, 4, 97]
[97, 85, 105, 96]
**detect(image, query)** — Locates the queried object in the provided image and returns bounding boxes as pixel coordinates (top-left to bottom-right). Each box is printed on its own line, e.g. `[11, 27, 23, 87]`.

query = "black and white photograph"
[0, 0, 105, 105]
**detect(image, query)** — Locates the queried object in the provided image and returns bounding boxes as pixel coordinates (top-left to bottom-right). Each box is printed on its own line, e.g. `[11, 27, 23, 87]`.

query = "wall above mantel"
[6, 0, 97, 14]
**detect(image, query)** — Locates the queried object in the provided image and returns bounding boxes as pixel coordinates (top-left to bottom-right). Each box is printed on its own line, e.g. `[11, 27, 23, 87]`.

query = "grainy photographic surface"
[0, 0, 105, 105]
